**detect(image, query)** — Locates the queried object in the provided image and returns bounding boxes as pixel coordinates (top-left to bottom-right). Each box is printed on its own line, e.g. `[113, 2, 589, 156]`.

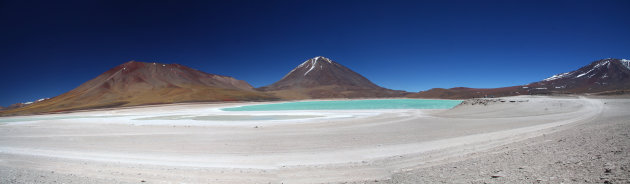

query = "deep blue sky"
[1, 0, 629, 106]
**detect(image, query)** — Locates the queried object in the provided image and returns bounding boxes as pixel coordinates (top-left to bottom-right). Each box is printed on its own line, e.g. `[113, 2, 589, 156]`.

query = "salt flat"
[0, 96, 616, 183]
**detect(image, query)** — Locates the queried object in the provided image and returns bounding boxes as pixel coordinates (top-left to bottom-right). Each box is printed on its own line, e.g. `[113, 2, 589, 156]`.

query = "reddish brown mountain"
[1, 61, 276, 116]
[409, 58, 630, 99]
[259, 56, 407, 99]
[3, 103, 27, 110]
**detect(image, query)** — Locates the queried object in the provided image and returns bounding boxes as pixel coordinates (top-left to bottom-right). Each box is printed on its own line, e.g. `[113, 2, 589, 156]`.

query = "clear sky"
[1, 0, 629, 106]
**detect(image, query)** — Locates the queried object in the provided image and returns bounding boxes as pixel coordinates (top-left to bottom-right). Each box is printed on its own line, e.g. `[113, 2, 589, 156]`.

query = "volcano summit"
[260, 56, 406, 99]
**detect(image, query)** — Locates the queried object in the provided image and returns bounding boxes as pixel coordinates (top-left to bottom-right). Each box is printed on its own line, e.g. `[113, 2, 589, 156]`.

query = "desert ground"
[0, 96, 628, 183]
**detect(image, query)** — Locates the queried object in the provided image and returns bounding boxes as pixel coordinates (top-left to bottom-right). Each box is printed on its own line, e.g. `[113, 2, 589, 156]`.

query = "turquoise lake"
[222, 99, 463, 111]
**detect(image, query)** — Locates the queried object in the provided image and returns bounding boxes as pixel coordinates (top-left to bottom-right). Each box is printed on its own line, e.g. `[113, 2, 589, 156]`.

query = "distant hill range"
[1, 98, 49, 111]
[259, 56, 407, 99]
[409, 58, 630, 99]
[2, 57, 629, 116]
[1, 61, 276, 116]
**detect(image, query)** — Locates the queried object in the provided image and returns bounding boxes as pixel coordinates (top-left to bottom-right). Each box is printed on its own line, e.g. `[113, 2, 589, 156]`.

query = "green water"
[222, 99, 463, 111]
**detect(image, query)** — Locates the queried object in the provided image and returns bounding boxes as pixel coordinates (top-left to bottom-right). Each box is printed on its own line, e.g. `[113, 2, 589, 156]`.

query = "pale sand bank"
[1, 96, 625, 183]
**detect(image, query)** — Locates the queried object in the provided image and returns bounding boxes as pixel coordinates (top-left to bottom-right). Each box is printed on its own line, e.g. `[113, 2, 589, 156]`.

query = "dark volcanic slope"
[410, 58, 630, 99]
[1, 61, 276, 116]
[260, 56, 406, 99]
[531, 58, 630, 93]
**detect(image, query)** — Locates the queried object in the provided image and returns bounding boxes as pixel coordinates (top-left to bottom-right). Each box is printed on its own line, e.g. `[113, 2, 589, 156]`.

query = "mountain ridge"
[3, 57, 629, 115]
[409, 58, 630, 99]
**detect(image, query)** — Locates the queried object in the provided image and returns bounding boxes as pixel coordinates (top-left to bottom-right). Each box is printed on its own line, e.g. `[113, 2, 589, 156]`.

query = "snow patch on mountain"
[283, 56, 331, 79]
[304, 58, 318, 76]
[543, 72, 571, 81]
[576, 69, 594, 78]
[621, 59, 630, 70]
[287, 56, 336, 77]
[575, 60, 611, 78]
[20, 98, 48, 106]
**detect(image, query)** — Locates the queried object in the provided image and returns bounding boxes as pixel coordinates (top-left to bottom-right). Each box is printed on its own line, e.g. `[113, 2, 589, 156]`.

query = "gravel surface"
[389, 98, 630, 184]
[0, 166, 120, 184]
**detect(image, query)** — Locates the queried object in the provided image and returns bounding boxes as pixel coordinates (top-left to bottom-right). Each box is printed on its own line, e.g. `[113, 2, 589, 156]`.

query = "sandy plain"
[0, 96, 626, 183]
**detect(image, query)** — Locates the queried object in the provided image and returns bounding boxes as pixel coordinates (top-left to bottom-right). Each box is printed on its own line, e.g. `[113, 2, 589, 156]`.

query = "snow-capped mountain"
[260, 56, 406, 98]
[263, 56, 382, 90]
[532, 58, 630, 93]
[410, 58, 630, 99]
